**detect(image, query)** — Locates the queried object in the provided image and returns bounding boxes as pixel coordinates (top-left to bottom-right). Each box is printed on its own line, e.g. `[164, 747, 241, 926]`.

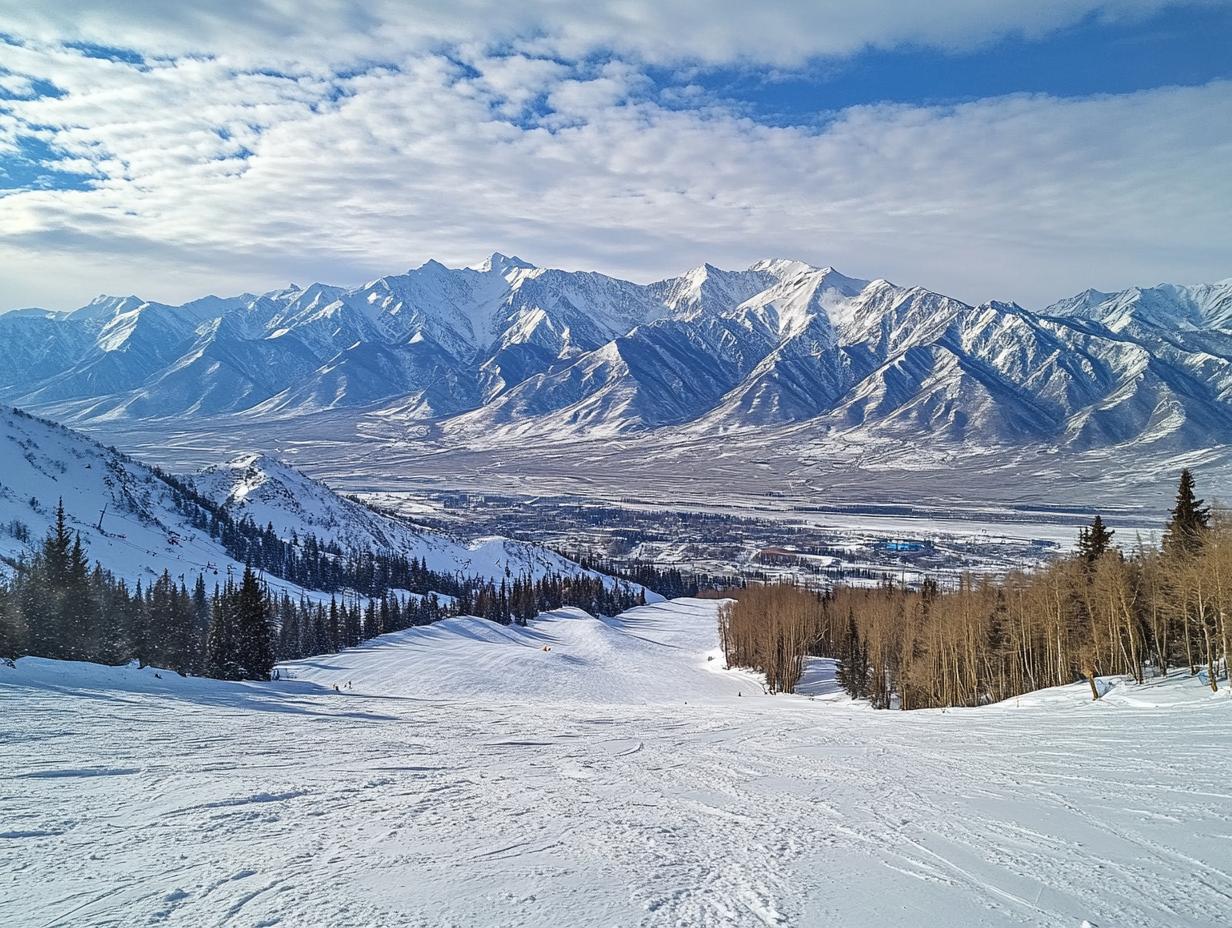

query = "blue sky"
[0, 1, 1229, 310]
[698, 4, 1232, 119]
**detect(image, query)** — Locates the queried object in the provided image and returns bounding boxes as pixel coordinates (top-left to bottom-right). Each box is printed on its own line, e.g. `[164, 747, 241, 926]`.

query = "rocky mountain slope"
[4, 257, 1230, 450]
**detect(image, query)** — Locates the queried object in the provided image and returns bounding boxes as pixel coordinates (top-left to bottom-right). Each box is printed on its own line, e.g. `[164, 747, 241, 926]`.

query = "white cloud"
[0, 1, 1218, 67]
[470, 55, 570, 117]
[546, 62, 649, 122]
[0, 3, 1229, 309]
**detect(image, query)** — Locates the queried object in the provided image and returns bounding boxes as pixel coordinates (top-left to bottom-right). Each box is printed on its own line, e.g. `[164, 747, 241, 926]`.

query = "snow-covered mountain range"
[5, 256, 1231, 449]
[0, 405, 627, 595]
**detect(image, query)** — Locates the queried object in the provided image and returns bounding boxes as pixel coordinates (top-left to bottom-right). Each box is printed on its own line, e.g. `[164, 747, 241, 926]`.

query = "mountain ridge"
[0, 404, 634, 597]
[4, 257, 1231, 451]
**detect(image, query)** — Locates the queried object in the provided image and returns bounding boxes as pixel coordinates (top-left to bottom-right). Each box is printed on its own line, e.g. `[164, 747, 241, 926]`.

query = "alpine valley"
[5, 254, 1232, 514]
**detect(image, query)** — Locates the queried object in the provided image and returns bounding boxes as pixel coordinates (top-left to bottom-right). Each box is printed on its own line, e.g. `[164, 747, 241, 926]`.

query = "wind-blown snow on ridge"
[4, 256, 1232, 450]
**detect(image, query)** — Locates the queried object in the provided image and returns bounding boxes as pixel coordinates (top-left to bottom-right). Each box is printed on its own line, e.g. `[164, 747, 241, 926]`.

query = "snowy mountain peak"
[215, 450, 301, 482]
[87, 292, 142, 306]
[747, 258, 818, 279]
[804, 266, 872, 299]
[194, 451, 365, 523]
[656, 262, 775, 317]
[2, 257, 1230, 452]
[682, 261, 724, 279]
[66, 294, 145, 322]
[728, 264, 872, 337]
[470, 252, 536, 275]
[263, 284, 304, 303]
[1044, 279, 1232, 333]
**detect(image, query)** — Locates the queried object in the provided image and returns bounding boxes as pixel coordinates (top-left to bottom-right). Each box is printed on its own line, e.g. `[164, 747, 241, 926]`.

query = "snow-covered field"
[3, 599, 1230, 927]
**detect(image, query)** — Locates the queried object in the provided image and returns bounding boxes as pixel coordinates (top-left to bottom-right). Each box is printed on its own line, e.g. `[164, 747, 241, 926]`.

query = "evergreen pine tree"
[328, 597, 341, 651]
[130, 579, 154, 667]
[0, 582, 24, 662]
[163, 578, 195, 675]
[835, 611, 869, 699]
[61, 532, 94, 660]
[191, 574, 210, 673]
[344, 599, 361, 647]
[29, 501, 74, 659]
[44, 500, 71, 588]
[379, 595, 391, 635]
[312, 610, 328, 656]
[362, 599, 378, 640]
[1163, 469, 1210, 557]
[17, 555, 52, 658]
[144, 571, 170, 667]
[206, 583, 240, 680]
[1078, 515, 1115, 565]
[95, 574, 129, 664]
[274, 597, 294, 659]
[234, 567, 275, 680]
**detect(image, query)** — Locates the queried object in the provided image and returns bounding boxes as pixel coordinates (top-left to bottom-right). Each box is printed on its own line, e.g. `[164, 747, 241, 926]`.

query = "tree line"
[716, 470, 1230, 707]
[565, 553, 736, 600]
[717, 584, 818, 693]
[0, 502, 668, 680]
[156, 467, 473, 599]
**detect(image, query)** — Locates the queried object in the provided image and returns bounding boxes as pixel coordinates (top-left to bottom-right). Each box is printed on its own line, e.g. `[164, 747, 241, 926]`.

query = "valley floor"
[2, 600, 1230, 927]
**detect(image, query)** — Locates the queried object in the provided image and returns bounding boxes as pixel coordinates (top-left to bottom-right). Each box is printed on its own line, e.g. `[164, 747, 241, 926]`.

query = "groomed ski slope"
[3, 598, 1230, 928]
[278, 600, 769, 704]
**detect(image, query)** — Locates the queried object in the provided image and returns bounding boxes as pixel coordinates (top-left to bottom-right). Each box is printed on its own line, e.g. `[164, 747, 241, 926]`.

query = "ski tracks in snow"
[3, 598, 1231, 926]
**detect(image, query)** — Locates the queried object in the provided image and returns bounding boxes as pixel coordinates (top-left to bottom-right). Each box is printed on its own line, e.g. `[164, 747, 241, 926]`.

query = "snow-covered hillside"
[190, 451, 651, 592]
[0, 406, 628, 596]
[0, 404, 290, 594]
[279, 598, 755, 703]
[5, 256, 1231, 451]
[3, 598, 1228, 927]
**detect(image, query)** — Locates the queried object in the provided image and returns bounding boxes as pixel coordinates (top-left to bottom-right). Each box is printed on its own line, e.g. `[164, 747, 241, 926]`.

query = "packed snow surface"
[3, 598, 1230, 927]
